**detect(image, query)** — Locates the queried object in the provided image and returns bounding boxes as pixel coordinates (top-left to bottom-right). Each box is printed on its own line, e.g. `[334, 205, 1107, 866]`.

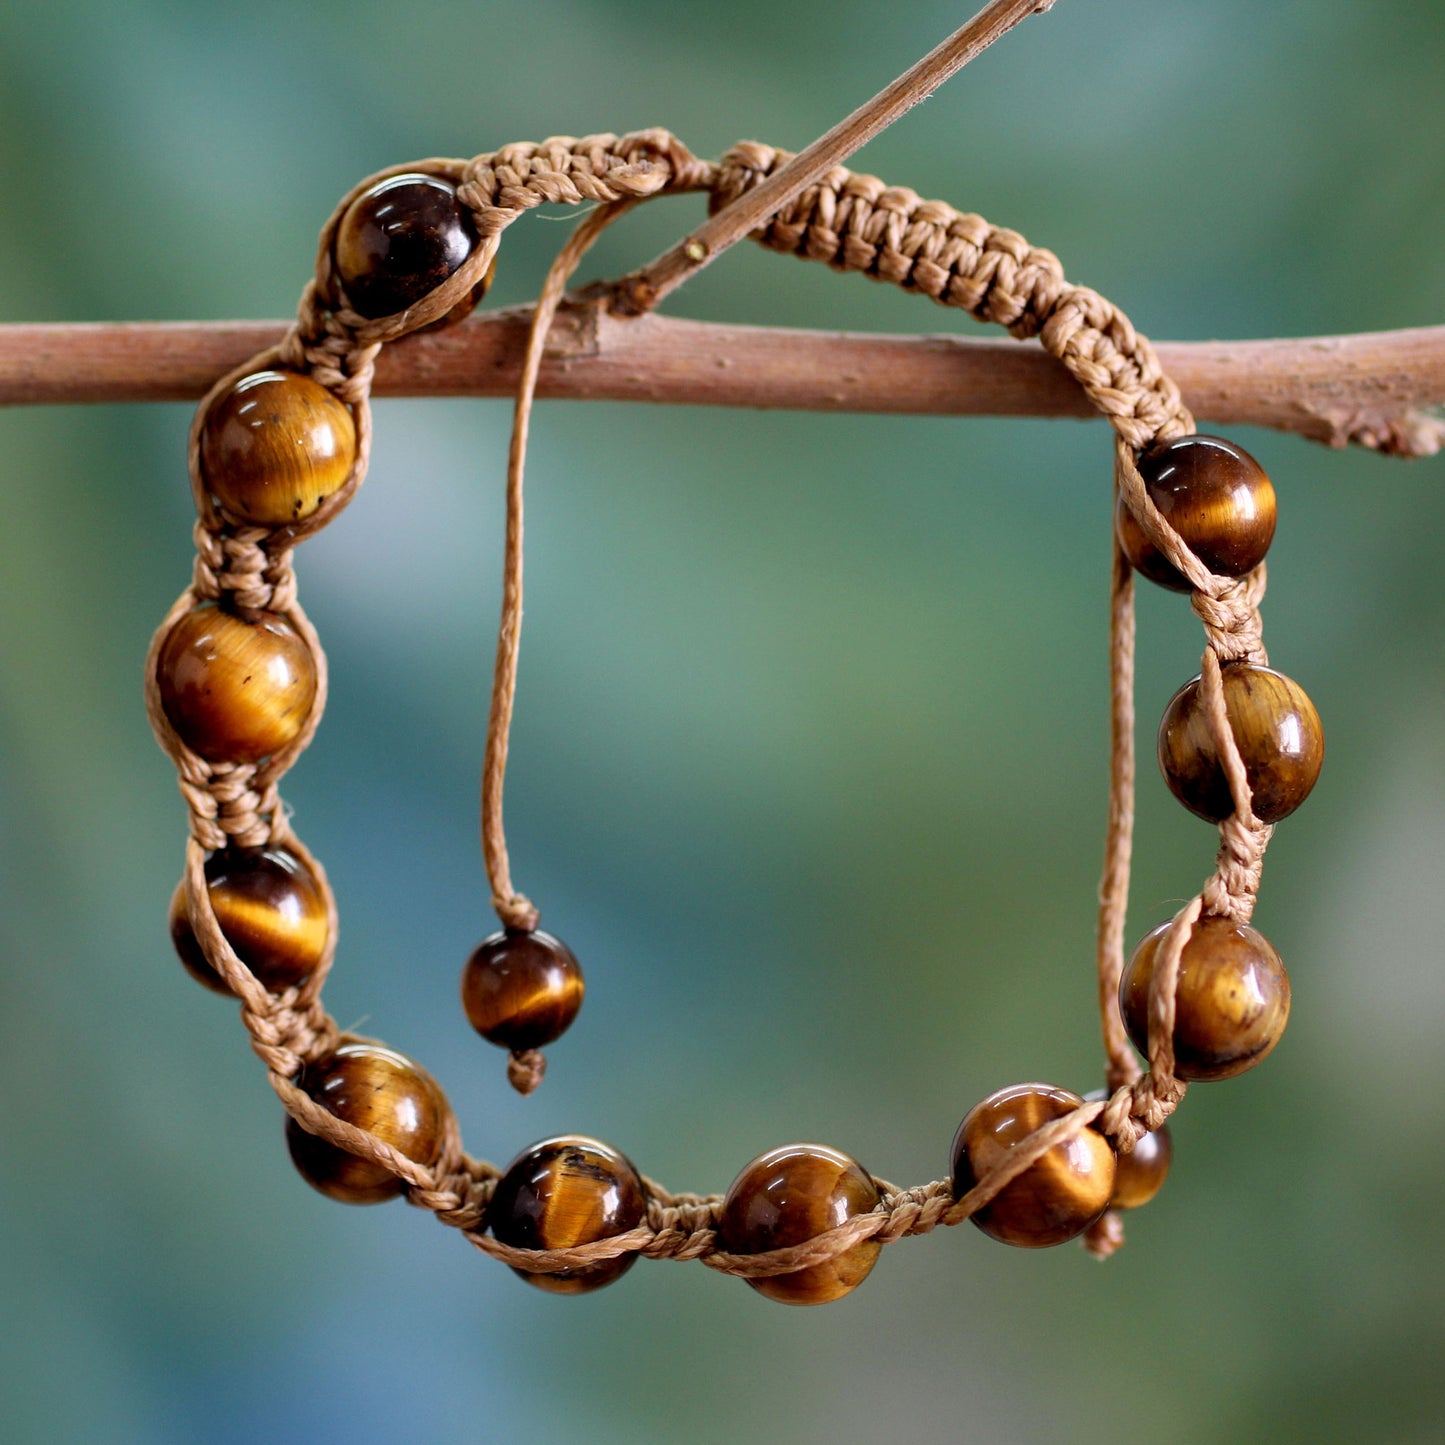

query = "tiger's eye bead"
[1120, 916, 1290, 1082]
[1158, 662, 1324, 824]
[1112, 1124, 1173, 1211]
[488, 1136, 648, 1295]
[199, 370, 356, 526]
[718, 1144, 882, 1305]
[1117, 433, 1277, 592]
[334, 173, 480, 320]
[460, 929, 583, 1052]
[1083, 1090, 1173, 1211]
[156, 603, 318, 763]
[950, 1083, 1115, 1248]
[169, 844, 328, 995]
[285, 1042, 447, 1206]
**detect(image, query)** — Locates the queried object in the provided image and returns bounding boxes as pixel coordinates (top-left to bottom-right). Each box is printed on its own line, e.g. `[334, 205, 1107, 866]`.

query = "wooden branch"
[2, 311, 1442, 456]
[615, 0, 1057, 314]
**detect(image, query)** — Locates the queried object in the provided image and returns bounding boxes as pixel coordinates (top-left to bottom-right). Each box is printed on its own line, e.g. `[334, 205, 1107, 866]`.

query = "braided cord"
[145, 130, 1272, 1279]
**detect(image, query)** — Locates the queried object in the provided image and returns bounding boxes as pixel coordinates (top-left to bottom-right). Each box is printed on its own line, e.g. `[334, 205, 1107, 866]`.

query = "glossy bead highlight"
[285, 1041, 447, 1205]
[1117, 433, 1276, 592]
[950, 1083, 1115, 1247]
[719, 1143, 882, 1305]
[200, 370, 356, 526]
[334, 173, 480, 320]
[156, 603, 317, 763]
[169, 844, 328, 995]
[460, 929, 583, 1052]
[488, 1136, 648, 1294]
[1120, 915, 1290, 1082]
[1158, 662, 1324, 823]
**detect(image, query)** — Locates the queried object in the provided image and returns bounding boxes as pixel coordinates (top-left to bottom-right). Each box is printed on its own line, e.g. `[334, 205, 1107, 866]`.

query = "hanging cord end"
[507, 1048, 547, 1095]
[494, 894, 540, 934]
[1082, 1209, 1125, 1260]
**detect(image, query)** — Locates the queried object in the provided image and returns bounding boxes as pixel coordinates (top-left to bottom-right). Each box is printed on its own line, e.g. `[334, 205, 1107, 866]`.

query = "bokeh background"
[3, 2, 1443, 1441]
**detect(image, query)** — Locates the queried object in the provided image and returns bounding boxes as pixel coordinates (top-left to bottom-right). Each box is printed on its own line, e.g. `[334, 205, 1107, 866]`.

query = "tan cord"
[707, 142, 1193, 453]
[147, 130, 1281, 1281]
[481, 199, 642, 934]
[1081, 530, 1143, 1259]
[617, 0, 1059, 313]
[1095, 530, 1139, 1094]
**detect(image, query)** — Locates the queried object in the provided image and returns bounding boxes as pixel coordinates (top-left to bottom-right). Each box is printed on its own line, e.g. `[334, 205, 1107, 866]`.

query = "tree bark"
[3, 309, 1441, 456]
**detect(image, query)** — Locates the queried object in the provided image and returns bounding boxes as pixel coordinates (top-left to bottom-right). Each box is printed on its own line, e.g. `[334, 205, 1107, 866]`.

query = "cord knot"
[506, 1048, 546, 1095]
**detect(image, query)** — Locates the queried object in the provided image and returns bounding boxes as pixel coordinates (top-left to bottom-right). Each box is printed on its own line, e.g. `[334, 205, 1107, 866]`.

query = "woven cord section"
[712, 142, 1194, 450]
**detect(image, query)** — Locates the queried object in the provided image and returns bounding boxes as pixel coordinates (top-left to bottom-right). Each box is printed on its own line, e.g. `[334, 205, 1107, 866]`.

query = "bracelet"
[145, 129, 1323, 1304]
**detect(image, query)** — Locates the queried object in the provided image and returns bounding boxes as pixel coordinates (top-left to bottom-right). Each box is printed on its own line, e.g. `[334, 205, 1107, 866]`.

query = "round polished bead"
[950, 1083, 1116, 1248]
[169, 844, 328, 995]
[1117, 433, 1277, 592]
[1083, 1089, 1174, 1211]
[1112, 1124, 1173, 1211]
[199, 370, 356, 526]
[285, 1042, 447, 1205]
[1158, 662, 1324, 824]
[460, 929, 583, 1052]
[718, 1144, 882, 1305]
[488, 1136, 648, 1295]
[334, 173, 480, 319]
[156, 603, 318, 764]
[1120, 915, 1290, 1082]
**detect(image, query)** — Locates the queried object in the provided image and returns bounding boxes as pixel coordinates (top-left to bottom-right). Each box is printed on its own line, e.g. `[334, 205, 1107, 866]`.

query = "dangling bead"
[950, 1083, 1115, 1247]
[285, 1041, 448, 1205]
[1120, 915, 1290, 1081]
[1158, 662, 1324, 823]
[718, 1143, 883, 1305]
[460, 928, 584, 1053]
[169, 844, 328, 995]
[156, 602, 318, 763]
[199, 370, 356, 526]
[487, 1136, 648, 1295]
[1116, 433, 1276, 592]
[333, 173, 486, 321]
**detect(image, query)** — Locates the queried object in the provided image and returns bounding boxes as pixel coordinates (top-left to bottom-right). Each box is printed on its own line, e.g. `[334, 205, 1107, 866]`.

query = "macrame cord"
[146, 129, 1293, 1281]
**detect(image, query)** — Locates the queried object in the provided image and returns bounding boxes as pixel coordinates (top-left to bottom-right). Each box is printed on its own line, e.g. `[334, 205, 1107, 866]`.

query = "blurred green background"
[2, 2, 1443, 1441]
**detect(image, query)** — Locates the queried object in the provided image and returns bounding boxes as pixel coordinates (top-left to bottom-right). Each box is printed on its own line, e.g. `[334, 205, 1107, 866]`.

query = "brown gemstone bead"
[169, 844, 328, 995]
[199, 370, 356, 526]
[460, 929, 583, 1052]
[1117, 433, 1277, 592]
[285, 1041, 447, 1206]
[156, 603, 318, 764]
[950, 1083, 1115, 1248]
[488, 1136, 648, 1295]
[334, 173, 480, 320]
[1158, 662, 1324, 824]
[718, 1144, 882, 1305]
[1120, 915, 1290, 1082]
[1083, 1090, 1173, 1211]
[1112, 1124, 1173, 1211]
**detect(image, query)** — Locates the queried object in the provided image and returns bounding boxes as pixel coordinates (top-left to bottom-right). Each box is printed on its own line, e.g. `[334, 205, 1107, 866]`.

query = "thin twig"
[612, 0, 1057, 315]
[3, 314, 1442, 456]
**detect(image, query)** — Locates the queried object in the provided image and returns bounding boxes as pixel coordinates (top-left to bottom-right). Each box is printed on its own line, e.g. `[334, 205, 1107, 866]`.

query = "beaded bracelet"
[145, 130, 1323, 1304]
